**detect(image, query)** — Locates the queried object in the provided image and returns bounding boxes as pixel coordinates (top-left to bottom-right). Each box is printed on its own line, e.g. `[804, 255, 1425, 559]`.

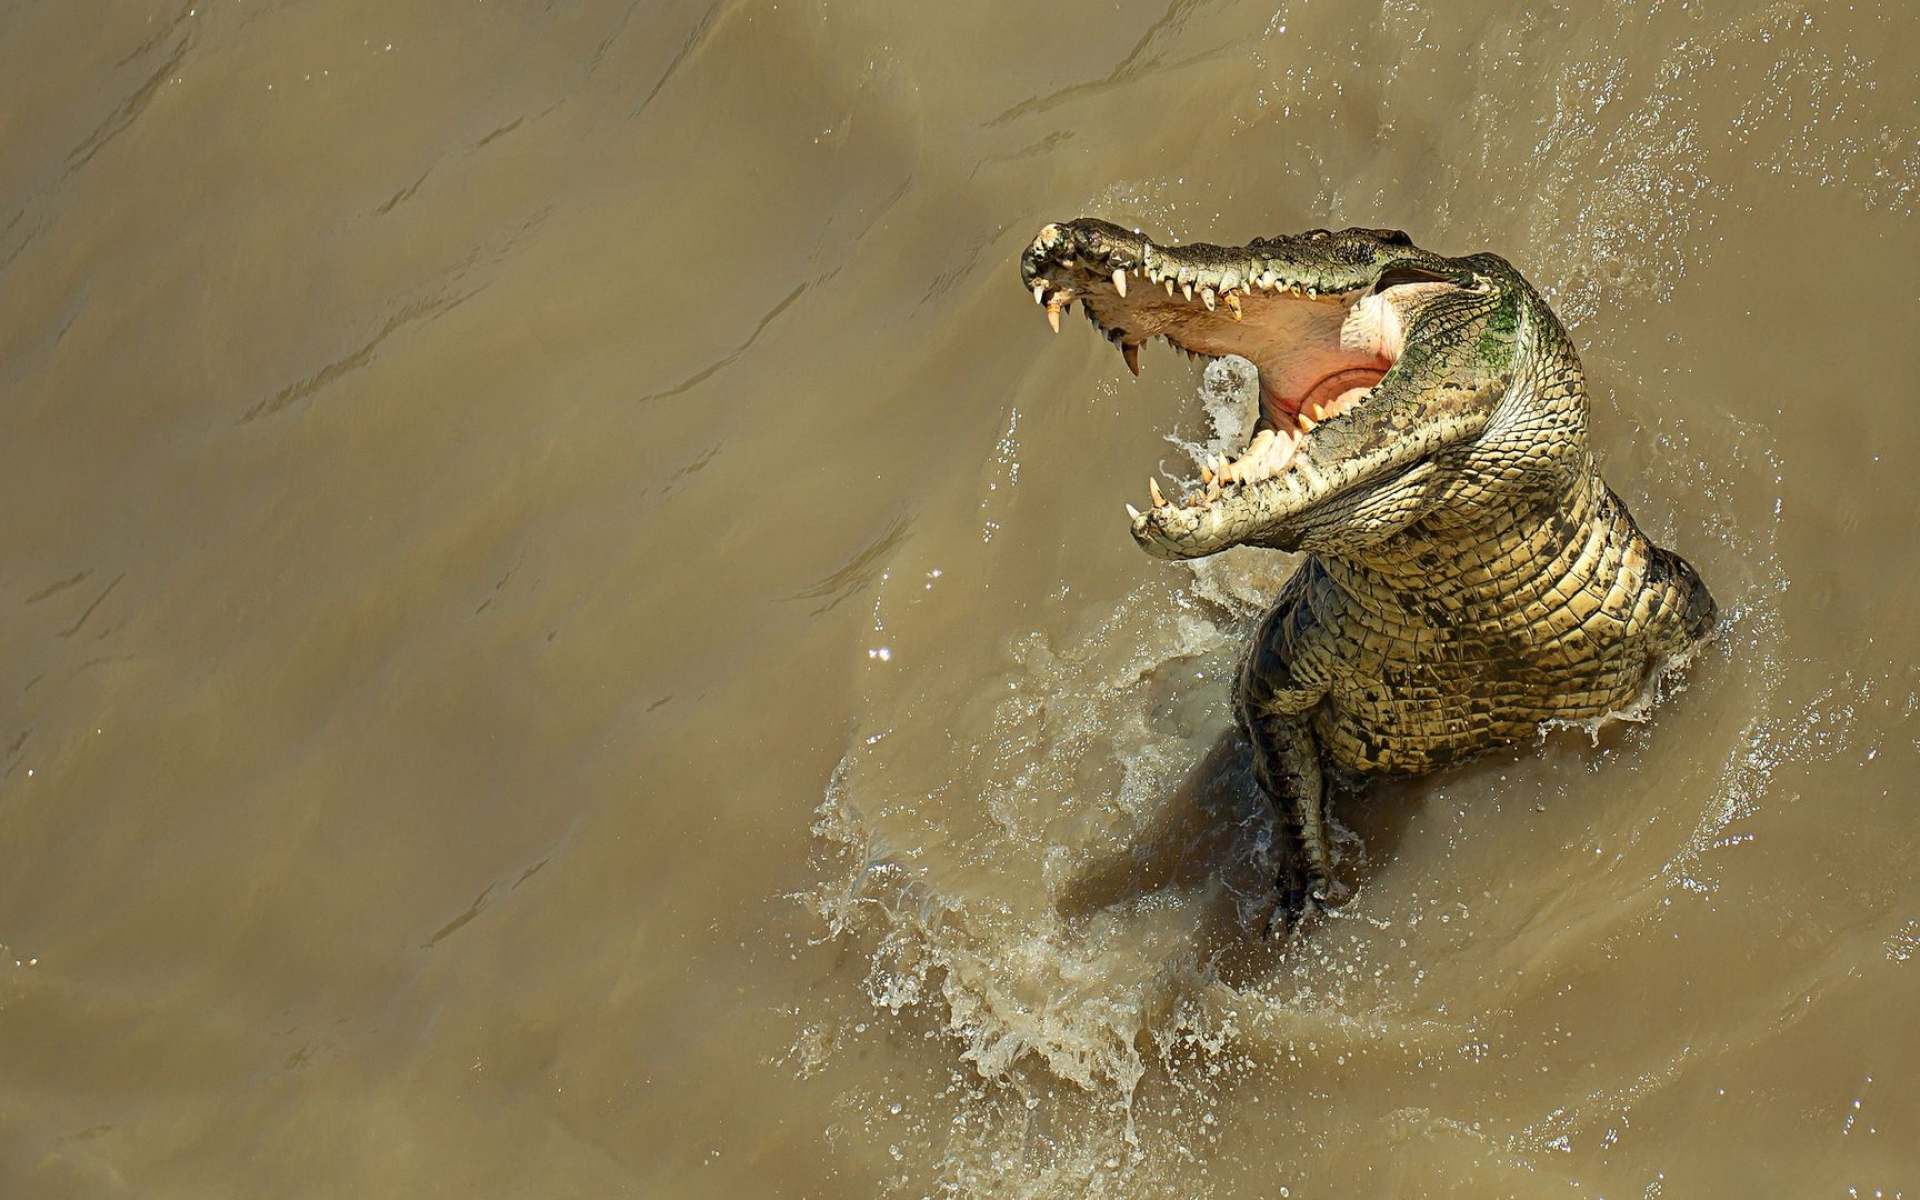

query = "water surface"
[2, 1, 1917, 1196]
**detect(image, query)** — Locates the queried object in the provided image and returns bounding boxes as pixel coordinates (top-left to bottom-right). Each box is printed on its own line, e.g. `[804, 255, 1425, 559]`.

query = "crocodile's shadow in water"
[1051, 729, 1433, 973]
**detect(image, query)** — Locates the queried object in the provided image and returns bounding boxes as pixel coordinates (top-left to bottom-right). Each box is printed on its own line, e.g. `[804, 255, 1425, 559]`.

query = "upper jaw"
[1020, 219, 1463, 332]
[1020, 217, 1431, 295]
[1020, 219, 1465, 411]
[1021, 219, 1500, 559]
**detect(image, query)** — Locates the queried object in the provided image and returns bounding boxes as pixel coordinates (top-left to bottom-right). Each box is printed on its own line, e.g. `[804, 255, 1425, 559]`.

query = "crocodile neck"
[1316, 460, 1633, 642]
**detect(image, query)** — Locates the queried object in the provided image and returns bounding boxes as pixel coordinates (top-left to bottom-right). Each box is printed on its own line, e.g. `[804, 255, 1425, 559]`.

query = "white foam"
[1165, 355, 1261, 474]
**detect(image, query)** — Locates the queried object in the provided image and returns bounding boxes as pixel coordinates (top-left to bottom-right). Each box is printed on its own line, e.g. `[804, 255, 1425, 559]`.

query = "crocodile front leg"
[1243, 706, 1331, 918]
[1236, 591, 1334, 926]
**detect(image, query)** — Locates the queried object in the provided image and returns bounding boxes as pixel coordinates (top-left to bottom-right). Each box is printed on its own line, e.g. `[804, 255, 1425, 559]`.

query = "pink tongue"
[1300, 367, 1385, 416]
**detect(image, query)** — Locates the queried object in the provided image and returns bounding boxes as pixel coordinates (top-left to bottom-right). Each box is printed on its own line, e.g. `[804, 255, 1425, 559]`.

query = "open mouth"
[1023, 222, 1426, 514]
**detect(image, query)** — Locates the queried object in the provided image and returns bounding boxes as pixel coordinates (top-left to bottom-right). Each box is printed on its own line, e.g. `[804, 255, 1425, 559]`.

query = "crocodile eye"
[1369, 228, 1413, 246]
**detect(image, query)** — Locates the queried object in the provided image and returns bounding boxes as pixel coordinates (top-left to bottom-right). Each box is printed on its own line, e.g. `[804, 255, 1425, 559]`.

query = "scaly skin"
[1020, 219, 1715, 922]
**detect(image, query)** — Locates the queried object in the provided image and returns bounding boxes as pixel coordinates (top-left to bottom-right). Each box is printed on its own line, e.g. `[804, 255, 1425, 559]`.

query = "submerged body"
[1020, 219, 1715, 916]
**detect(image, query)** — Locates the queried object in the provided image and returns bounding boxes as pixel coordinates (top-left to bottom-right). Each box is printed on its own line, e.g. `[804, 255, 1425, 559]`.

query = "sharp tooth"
[1122, 342, 1140, 376]
[1277, 434, 1302, 471]
[1033, 283, 1047, 305]
[1125, 503, 1143, 521]
[1206, 480, 1222, 501]
[1225, 291, 1242, 320]
[1297, 412, 1317, 432]
[1164, 279, 1175, 296]
[1200, 461, 1214, 484]
[1149, 477, 1167, 507]
[1186, 491, 1202, 506]
[1182, 282, 1194, 301]
[1112, 269, 1128, 298]
[1047, 305, 1061, 333]
[1201, 287, 1216, 311]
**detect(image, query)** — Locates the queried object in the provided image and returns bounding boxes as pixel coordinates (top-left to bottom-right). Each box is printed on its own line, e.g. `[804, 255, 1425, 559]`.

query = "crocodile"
[1019, 219, 1716, 922]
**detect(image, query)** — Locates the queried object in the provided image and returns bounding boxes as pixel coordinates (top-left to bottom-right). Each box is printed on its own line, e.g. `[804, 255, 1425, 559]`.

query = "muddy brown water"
[3, 1, 1918, 1196]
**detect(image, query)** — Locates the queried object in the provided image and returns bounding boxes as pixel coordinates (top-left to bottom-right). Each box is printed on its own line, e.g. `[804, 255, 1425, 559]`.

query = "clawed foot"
[1263, 858, 1322, 939]
[1263, 859, 1351, 940]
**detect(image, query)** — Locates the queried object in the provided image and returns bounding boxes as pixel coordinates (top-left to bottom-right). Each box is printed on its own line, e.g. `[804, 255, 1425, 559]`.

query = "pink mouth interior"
[1264, 359, 1392, 434]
